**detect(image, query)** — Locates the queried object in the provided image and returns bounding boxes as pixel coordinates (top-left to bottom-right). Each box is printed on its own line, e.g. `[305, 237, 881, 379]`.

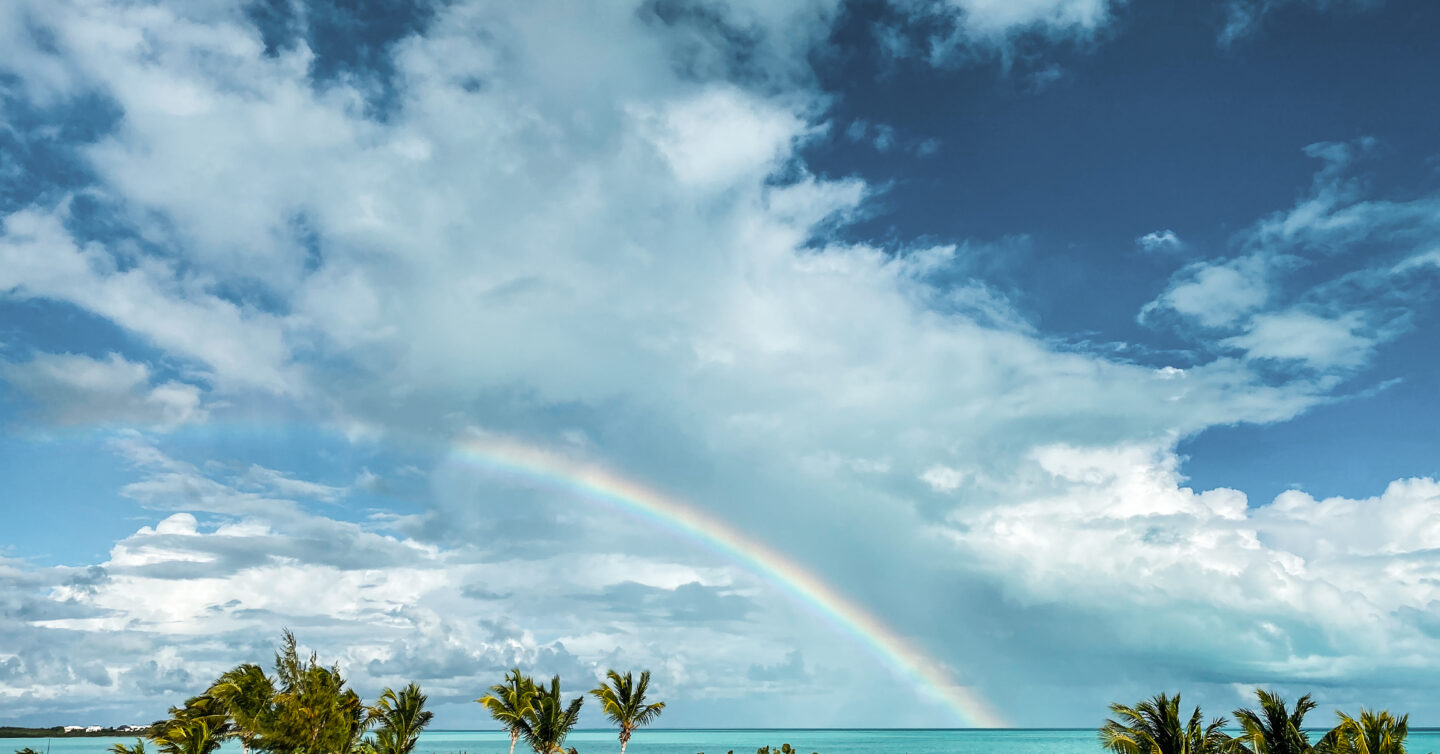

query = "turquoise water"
[6, 729, 1440, 754]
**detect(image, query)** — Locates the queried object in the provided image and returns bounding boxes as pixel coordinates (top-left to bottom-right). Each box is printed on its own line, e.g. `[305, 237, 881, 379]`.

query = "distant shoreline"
[0, 727, 148, 739]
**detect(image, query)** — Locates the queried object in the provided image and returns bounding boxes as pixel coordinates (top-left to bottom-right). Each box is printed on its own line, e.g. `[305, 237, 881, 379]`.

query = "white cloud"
[1136, 229, 1184, 253]
[921, 464, 968, 493]
[1, 352, 206, 429]
[876, 0, 1121, 68]
[238, 465, 349, 502]
[1143, 254, 1273, 328]
[633, 87, 810, 190]
[942, 441, 1440, 677]
[934, 0, 1116, 41]
[1222, 310, 1372, 369]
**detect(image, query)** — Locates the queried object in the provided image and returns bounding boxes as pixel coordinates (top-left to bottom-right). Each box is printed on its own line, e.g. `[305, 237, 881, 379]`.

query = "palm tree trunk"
[509, 729, 518, 754]
[620, 740, 628, 754]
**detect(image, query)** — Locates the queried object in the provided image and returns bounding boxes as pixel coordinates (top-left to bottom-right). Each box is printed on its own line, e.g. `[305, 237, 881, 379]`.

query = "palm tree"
[109, 741, 148, 754]
[1099, 692, 1231, 754]
[1320, 709, 1409, 754]
[364, 683, 435, 754]
[590, 670, 665, 754]
[207, 662, 276, 754]
[516, 675, 584, 754]
[149, 695, 232, 754]
[479, 668, 538, 754]
[1232, 689, 1319, 754]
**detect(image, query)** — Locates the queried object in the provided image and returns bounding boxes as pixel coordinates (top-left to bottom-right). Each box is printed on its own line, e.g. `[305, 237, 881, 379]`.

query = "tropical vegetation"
[1099, 692, 1230, 754]
[150, 695, 232, 754]
[1099, 689, 1415, 754]
[1325, 708, 1410, 754]
[358, 683, 435, 754]
[589, 670, 665, 754]
[132, 631, 434, 754]
[29, 639, 678, 754]
[479, 668, 538, 754]
[477, 667, 670, 754]
[515, 675, 585, 754]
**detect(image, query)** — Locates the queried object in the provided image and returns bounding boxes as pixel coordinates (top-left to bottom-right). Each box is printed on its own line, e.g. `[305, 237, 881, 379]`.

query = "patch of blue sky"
[0, 83, 122, 213]
[151, 421, 433, 518]
[244, 0, 441, 120]
[0, 429, 137, 566]
[1181, 313, 1440, 505]
[0, 299, 173, 372]
[803, 0, 1440, 340]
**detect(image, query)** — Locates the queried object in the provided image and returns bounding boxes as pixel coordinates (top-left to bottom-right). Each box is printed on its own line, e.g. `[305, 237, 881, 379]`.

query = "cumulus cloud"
[941, 440, 1440, 685]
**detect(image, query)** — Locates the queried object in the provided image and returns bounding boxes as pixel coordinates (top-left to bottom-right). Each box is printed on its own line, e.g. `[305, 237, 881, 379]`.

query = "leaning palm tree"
[516, 675, 584, 754]
[364, 683, 436, 754]
[590, 670, 665, 754]
[149, 695, 232, 754]
[1232, 689, 1319, 754]
[207, 662, 276, 754]
[1099, 692, 1231, 754]
[479, 668, 538, 754]
[1320, 709, 1409, 754]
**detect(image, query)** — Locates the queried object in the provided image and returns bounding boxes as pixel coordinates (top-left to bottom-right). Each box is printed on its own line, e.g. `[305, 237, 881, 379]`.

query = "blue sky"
[2, 0, 1440, 730]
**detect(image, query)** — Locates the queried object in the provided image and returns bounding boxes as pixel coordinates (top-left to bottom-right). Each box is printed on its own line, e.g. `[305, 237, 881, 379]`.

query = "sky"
[2, 0, 1440, 731]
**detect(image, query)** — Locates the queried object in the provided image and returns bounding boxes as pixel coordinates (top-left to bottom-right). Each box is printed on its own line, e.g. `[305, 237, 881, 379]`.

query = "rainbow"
[450, 433, 1006, 727]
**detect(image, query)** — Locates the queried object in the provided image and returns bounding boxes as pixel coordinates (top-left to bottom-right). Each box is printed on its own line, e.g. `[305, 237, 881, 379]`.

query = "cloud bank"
[0, 0, 1438, 729]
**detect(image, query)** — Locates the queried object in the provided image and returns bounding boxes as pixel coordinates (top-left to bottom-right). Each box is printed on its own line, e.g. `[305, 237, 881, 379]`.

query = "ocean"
[6, 729, 1440, 754]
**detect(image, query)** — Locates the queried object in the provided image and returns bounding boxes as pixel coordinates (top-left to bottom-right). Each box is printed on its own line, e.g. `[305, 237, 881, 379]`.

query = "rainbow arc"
[450, 433, 1006, 728]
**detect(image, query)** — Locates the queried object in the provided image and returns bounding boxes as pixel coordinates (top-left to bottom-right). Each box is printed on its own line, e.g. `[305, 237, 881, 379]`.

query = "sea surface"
[6, 729, 1440, 754]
